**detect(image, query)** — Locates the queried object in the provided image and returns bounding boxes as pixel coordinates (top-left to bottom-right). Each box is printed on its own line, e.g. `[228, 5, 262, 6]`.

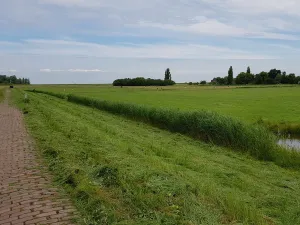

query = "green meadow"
[12, 88, 300, 225]
[33, 84, 300, 135]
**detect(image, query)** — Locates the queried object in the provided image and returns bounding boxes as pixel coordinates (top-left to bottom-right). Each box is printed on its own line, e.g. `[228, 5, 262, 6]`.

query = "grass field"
[29, 84, 300, 135]
[13, 88, 300, 225]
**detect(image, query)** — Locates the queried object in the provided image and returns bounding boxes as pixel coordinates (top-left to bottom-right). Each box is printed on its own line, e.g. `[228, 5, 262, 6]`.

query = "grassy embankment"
[12, 88, 300, 225]
[33, 84, 300, 136]
[28, 89, 300, 169]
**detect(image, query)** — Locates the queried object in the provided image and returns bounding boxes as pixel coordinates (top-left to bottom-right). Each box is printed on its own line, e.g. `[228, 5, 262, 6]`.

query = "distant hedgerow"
[113, 77, 175, 86]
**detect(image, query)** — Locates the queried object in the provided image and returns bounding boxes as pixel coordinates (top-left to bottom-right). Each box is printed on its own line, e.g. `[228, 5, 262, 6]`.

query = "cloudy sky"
[1, 0, 300, 84]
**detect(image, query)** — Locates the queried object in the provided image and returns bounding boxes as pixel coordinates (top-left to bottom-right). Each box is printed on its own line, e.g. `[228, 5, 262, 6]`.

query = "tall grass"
[67, 94, 277, 159]
[28, 89, 300, 168]
[28, 89, 66, 99]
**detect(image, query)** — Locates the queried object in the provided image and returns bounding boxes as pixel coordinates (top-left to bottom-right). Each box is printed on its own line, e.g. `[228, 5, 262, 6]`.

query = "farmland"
[30, 84, 300, 135]
[11, 85, 300, 225]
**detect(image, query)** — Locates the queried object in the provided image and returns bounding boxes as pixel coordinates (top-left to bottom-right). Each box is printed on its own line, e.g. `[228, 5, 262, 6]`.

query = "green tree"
[259, 72, 268, 84]
[164, 68, 171, 80]
[275, 74, 282, 84]
[236, 72, 254, 85]
[247, 66, 251, 74]
[287, 73, 296, 84]
[254, 74, 263, 84]
[228, 66, 233, 85]
[268, 69, 281, 80]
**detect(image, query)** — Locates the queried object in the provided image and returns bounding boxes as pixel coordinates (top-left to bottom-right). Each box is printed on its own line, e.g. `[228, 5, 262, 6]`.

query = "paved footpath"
[0, 91, 79, 225]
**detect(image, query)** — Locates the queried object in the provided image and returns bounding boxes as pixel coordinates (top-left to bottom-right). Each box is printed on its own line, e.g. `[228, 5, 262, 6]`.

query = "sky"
[1, 0, 300, 84]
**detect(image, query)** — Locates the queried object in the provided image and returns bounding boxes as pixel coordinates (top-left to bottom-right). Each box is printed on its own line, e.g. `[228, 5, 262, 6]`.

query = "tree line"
[0, 75, 30, 84]
[113, 68, 175, 86]
[211, 67, 300, 85]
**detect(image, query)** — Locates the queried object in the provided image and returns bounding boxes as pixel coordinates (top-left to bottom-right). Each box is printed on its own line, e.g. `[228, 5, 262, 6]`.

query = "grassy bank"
[13, 89, 300, 225]
[30, 84, 300, 135]
[0, 87, 5, 101]
[28, 89, 300, 169]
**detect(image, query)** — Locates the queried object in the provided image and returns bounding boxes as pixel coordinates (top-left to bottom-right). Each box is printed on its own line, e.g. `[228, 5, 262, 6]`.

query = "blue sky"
[1, 0, 300, 84]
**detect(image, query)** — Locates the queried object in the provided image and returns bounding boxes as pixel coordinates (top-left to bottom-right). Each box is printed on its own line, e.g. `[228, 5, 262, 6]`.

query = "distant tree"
[259, 71, 268, 84]
[188, 82, 193, 85]
[247, 66, 251, 74]
[275, 74, 282, 84]
[235, 72, 246, 85]
[0, 75, 30, 84]
[113, 77, 175, 86]
[268, 69, 281, 80]
[287, 73, 296, 84]
[200, 80, 207, 85]
[213, 77, 226, 85]
[10, 75, 17, 84]
[254, 74, 263, 84]
[245, 73, 254, 84]
[265, 77, 276, 84]
[164, 68, 171, 80]
[228, 66, 233, 85]
[236, 72, 254, 85]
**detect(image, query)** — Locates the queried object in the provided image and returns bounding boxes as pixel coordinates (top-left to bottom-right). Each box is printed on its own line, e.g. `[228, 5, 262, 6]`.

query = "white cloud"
[0, 41, 23, 46]
[206, 0, 300, 16]
[67, 69, 104, 72]
[40, 68, 104, 72]
[40, 69, 64, 72]
[19, 39, 275, 60]
[39, 0, 159, 10]
[135, 20, 299, 40]
[1, 0, 300, 84]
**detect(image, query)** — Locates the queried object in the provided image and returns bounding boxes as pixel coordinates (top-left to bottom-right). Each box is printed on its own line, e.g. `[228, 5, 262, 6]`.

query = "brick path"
[0, 91, 78, 225]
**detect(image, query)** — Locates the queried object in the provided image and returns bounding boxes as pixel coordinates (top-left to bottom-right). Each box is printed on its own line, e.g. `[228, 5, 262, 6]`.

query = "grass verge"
[0, 87, 5, 102]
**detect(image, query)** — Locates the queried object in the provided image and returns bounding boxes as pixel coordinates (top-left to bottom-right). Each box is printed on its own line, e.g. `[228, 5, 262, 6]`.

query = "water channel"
[278, 138, 300, 151]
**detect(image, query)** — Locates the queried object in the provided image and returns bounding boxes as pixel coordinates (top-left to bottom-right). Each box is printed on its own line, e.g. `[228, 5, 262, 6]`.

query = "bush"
[200, 81, 207, 85]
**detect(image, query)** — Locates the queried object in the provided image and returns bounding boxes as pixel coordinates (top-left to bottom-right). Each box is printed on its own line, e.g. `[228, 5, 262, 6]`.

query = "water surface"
[278, 139, 300, 151]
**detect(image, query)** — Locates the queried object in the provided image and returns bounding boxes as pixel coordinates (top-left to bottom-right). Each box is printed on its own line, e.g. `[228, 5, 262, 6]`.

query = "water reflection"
[278, 139, 300, 151]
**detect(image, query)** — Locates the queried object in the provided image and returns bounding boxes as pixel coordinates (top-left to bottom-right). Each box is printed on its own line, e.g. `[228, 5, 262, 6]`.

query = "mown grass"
[28, 89, 300, 169]
[31, 84, 300, 135]
[13, 89, 300, 225]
